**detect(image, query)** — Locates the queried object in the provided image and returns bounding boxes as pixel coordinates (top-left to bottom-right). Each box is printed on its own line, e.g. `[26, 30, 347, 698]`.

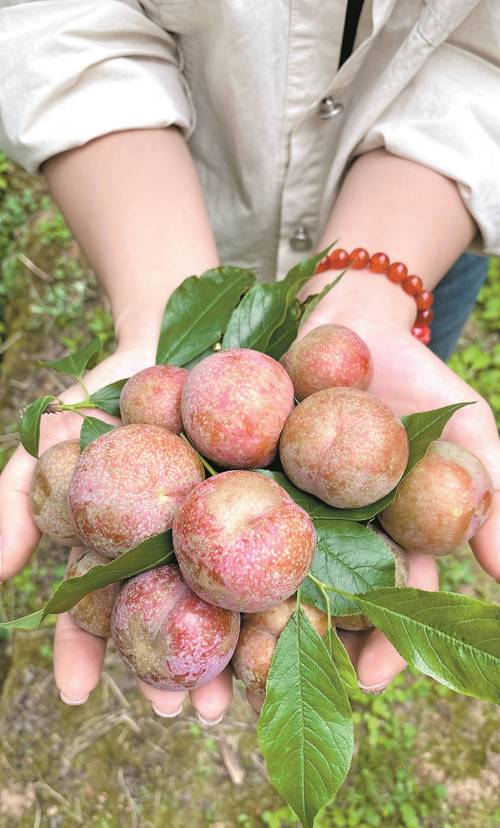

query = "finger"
[54, 611, 107, 705]
[356, 550, 439, 693]
[190, 667, 233, 725]
[246, 688, 264, 714]
[444, 401, 500, 580]
[470, 494, 500, 582]
[0, 447, 40, 581]
[136, 679, 187, 719]
[336, 628, 370, 667]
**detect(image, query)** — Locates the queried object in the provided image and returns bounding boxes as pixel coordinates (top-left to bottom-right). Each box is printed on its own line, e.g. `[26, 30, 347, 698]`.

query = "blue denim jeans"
[429, 253, 489, 362]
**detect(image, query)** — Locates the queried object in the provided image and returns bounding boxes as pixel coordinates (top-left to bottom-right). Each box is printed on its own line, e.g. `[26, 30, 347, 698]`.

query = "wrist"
[114, 304, 163, 354]
[301, 266, 415, 338]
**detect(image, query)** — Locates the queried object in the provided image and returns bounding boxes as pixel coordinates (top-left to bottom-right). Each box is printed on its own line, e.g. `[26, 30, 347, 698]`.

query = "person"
[0, 0, 498, 725]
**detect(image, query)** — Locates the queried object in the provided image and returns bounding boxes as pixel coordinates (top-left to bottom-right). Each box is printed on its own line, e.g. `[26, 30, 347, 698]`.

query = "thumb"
[0, 446, 40, 581]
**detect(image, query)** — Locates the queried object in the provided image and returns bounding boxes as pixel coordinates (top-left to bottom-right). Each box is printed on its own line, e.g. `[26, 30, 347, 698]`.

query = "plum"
[69, 424, 205, 557]
[280, 387, 409, 508]
[111, 565, 240, 690]
[380, 440, 493, 555]
[66, 549, 122, 637]
[120, 364, 188, 434]
[181, 348, 294, 468]
[281, 323, 373, 400]
[30, 440, 81, 545]
[173, 470, 316, 612]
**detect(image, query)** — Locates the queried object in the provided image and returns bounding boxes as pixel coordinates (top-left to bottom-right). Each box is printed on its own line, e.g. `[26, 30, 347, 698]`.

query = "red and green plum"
[380, 440, 493, 555]
[30, 440, 81, 545]
[111, 565, 240, 690]
[282, 323, 373, 400]
[67, 549, 122, 637]
[69, 424, 204, 558]
[181, 348, 294, 468]
[173, 470, 316, 612]
[280, 387, 409, 508]
[120, 364, 188, 434]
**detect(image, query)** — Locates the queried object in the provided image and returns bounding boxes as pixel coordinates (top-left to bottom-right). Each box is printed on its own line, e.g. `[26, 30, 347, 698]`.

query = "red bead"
[386, 262, 408, 283]
[349, 248, 370, 269]
[328, 248, 350, 269]
[369, 252, 390, 273]
[402, 275, 423, 296]
[411, 324, 432, 345]
[415, 290, 434, 310]
[416, 308, 434, 325]
[315, 257, 330, 273]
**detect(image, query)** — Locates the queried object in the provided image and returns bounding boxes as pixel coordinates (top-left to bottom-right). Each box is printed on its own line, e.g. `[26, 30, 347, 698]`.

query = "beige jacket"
[0, 0, 499, 280]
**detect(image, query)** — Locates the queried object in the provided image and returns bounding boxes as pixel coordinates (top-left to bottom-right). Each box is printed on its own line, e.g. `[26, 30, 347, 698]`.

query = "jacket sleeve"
[354, 4, 500, 256]
[0, 0, 194, 174]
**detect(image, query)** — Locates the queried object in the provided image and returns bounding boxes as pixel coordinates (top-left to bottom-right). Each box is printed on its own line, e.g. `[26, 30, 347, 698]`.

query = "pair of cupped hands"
[0, 319, 499, 724]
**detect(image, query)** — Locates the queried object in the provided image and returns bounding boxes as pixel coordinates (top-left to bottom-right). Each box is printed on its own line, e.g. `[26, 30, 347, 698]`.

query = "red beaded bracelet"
[316, 247, 434, 345]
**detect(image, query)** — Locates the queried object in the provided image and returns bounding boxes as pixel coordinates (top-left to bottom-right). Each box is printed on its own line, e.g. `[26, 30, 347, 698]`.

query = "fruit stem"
[310, 578, 332, 632]
[307, 574, 355, 602]
[76, 376, 91, 399]
[61, 400, 92, 412]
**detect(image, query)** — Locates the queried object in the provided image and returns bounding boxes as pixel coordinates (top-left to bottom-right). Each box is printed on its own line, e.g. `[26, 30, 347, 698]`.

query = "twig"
[218, 739, 245, 785]
[117, 768, 138, 828]
[32, 799, 42, 828]
[102, 671, 131, 708]
[18, 254, 51, 282]
[0, 331, 22, 355]
[34, 781, 83, 824]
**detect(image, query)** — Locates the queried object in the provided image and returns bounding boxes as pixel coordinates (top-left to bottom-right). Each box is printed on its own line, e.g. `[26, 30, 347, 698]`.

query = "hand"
[296, 313, 500, 695]
[0, 345, 233, 723]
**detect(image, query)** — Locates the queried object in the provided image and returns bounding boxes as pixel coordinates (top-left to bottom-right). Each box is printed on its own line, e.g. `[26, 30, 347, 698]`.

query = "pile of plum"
[30, 324, 493, 697]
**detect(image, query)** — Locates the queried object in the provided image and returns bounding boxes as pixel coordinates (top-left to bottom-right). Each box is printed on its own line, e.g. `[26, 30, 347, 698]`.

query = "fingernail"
[197, 711, 223, 727]
[152, 703, 183, 719]
[60, 691, 89, 706]
[358, 681, 390, 695]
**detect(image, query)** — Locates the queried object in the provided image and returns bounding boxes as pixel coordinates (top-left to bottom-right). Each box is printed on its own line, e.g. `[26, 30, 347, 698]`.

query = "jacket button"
[319, 97, 344, 119]
[289, 224, 312, 251]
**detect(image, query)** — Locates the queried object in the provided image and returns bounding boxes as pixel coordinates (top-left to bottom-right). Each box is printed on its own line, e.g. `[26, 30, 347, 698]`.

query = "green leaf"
[80, 416, 115, 451]
[281, 245, 334, 302]
[299, 272, 345, 326]
[19, 395, 56, 458]
[223, 246, 333, 352]
[0, 610, 44, 631]
[258, 609, 353, 827]
[0, 533, 174, 630]
[156, 266, 255, 365]
[222, 282, 290, 352]
[323, 627, 359, 694]
[266, 301, 301, 361]
[301, 520, 396, 616]
[89, 379, 128, 417]
[42, 337, 101, 379]
[354, 588, 500, 704]
[401, 402, 474, 474]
